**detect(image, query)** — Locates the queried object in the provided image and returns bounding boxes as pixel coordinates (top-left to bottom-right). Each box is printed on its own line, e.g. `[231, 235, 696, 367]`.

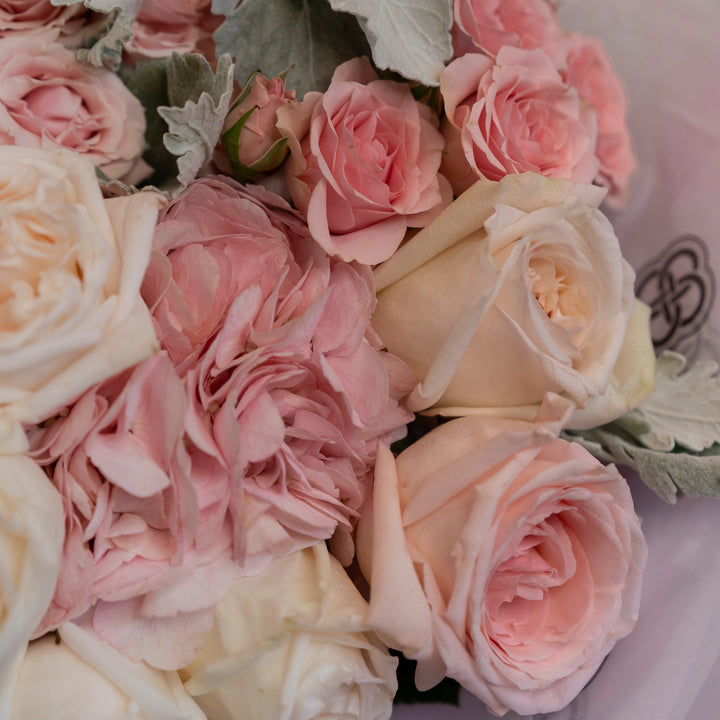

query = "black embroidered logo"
[635, 234, 716, 358]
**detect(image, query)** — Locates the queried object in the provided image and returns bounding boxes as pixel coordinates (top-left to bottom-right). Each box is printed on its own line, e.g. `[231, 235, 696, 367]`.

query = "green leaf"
[328, 0, 453, 85]
[212, 0, 371, 98]
[622, 351, 720, 452]
[118, 58, 177, 186]
[76, 10, 133, 70]
[157, 53, 234, 189]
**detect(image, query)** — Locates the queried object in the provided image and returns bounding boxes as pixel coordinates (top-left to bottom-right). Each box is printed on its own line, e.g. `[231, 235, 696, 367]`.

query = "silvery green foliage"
[328, 0, 453, 85]
[76, 11, 133, 69]
[623, 351, 720, 452]
[157, 53, 234, 189]
[50, 0, 141, 14]
[211, 0, 371, 98]
[564, 351, 720, 503]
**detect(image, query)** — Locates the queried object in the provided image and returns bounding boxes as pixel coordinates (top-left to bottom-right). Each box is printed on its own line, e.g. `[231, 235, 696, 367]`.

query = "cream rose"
[180, 544, 397, 720]
[0, 455, 64, 717]
[372, 173, 654, 427]
[356, 395, 647, 716]
[0, 146, 163, 452]
[11, 623, 206, 720]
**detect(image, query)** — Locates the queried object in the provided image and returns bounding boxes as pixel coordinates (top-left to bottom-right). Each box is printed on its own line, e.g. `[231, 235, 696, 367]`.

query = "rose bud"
[216, 72, 295, 181]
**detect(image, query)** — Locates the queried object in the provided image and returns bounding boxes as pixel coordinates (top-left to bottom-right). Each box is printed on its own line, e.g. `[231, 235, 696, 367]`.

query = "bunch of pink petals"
[142, 177, 414, 572]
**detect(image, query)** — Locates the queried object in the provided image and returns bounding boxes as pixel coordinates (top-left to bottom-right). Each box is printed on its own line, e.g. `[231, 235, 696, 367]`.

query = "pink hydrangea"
[142, 177, 414, 573]
[28, 352, 237, 670]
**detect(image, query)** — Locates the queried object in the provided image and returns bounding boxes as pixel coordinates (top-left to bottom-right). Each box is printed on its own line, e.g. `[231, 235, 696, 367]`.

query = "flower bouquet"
[2, 1, 720, 719]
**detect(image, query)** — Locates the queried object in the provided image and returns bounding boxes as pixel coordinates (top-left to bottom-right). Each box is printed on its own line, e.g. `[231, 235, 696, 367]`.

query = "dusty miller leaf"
[328, 0, 453, 85]
[76, 10, 132, 70]
[621, 351, 720, 452]
[51, 0, 141, 15]
[212, 0, 371, 98]
[157, 53, 234, 189]
[563, 350, 720, 502]
[564, 427, 720, 504]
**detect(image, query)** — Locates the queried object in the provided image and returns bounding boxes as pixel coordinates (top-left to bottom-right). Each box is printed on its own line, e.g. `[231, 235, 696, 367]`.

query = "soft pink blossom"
[142, 176, 414, 573]
[0, 0, 87, 38]
[0, 32, 146, 179]
[560, 33, 636, 205]
[28, 352, 237, 670]
[452, 0, 563, 60]
[124, 0, 220, 60]
[440, 47, 599, 193]
[357, 396, 647, 716]
[278, 56, 449, 265]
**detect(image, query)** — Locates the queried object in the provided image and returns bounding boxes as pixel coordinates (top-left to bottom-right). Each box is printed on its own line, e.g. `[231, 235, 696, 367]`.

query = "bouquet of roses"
[2, 1, 720, 718]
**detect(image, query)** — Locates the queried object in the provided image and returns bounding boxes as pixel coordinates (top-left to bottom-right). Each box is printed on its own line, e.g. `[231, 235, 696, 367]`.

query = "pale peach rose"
[0, 147, 163, 453]
[0, 32, 146, 180]
[0, 455, 64, 716]
[11, 623, 206, 720]
[278, 56, 449, 265]
[356, 396, 647, 716]
[560, 33, 636, 206]
[180, 544, 397, 720]
[452, 0, 564, 59]
[440, 47, 599, 194]
[371, 173, 654, 427]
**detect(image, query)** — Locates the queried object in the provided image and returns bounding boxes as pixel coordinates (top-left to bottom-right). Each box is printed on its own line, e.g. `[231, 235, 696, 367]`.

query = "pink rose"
[357, 395, 647, 716]
[124, 0, 220, 60]
[440, 47, 599, 193]
[28, 352, 237, 670]
[278, 56, 449, 265]
[142, 177, 414, 572]
[452, 0, 563, 59]
[560, 33, 636, 205]
[0, 32, 146, 180]
[216, 72, 296, 176]
[0, 0, 87, 37]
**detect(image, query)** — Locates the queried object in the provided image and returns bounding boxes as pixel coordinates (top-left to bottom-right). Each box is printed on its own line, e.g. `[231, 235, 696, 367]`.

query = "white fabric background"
[393, 2, 720, 717]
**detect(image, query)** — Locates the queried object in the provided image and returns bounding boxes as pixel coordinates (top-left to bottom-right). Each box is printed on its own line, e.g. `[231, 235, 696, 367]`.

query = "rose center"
[528, 257, 585, 334]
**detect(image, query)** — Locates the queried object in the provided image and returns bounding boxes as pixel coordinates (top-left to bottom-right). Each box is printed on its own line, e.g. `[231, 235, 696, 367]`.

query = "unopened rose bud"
[218, 72, 296, 179]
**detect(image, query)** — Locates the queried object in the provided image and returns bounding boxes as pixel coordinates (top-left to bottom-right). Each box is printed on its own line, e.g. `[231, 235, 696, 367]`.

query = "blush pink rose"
[440, 47, 599, 193]
[357, 395, 647, 716]
[28, 352, 238, 670]
[452, 0, 563, 60]
[142, 177, 414, 573]
[0, 32, 146, 180]
[278, 56, 449, 265]
[0, 0, 87, 37]
[124, 0, 220, 60]
[560, 33, 636, 205]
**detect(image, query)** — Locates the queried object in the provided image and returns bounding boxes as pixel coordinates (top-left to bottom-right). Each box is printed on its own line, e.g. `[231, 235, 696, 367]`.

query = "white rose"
[11, 623, 206, 720]
[0, 146, 164, 453]
[372, 173, 654, 426]
[180, 544, 398, 720]
[0, 455, 64, 717]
